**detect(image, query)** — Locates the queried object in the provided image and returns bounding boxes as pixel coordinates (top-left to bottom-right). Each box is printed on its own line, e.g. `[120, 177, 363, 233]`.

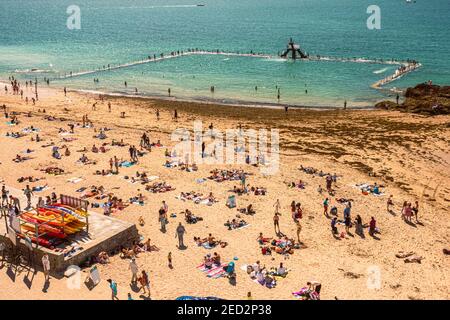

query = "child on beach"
[107, 279, 119, 300]
[323, 198, 329, 216]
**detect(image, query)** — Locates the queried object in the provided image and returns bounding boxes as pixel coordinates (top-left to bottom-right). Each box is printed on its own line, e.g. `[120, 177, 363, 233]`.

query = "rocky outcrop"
[375, 83, 450, 115]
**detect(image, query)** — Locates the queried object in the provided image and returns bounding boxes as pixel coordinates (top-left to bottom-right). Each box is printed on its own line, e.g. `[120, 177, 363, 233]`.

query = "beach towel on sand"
[201, 242, 216, 249]
[67, 177, 83, 184]
[197, 263, 228, 279]
[120, 161, 134, 168]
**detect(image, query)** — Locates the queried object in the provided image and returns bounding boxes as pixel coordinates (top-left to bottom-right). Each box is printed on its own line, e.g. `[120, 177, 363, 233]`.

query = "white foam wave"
[373, 67, 389, 74]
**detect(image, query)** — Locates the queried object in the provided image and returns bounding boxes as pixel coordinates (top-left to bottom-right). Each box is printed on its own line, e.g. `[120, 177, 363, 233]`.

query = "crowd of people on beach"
[0, 78, 435, 301]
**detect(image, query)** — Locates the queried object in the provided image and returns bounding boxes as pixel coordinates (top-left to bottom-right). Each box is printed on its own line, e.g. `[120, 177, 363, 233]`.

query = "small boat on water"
[197, 4, 205, 7]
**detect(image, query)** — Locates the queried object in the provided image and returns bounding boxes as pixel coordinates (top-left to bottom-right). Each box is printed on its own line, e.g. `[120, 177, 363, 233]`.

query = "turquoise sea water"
[0, 0, 449, 107]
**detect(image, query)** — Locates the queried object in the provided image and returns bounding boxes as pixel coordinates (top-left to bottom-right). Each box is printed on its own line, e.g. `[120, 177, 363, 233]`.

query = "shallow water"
[0, 0, 449, 107]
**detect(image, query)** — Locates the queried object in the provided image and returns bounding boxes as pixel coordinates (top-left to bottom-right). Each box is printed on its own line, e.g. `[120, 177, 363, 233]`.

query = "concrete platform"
[0, 187, 139, 275]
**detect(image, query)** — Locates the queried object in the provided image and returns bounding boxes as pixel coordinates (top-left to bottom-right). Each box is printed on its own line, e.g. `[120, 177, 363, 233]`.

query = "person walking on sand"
[402, 202, 413, 223]
[139, 270, 151, 297]
[1, 185, 9, 207]
[296, 220, 302, 243]
[331, 217, 338, 235]
[107, 279, 119, 300]
[387, 195, 394, 213]
[24, 185, 33, 209]
[168, 252, 173, 268]
[273, 212, 281, 234]
[42, 254, 50, 282]
[323, 198, 329, 216]
[159, 206, 167, 232]
[369, 217, 377, 237]
[9, 195, 20, 211]
[156, 109, 160, 121]
[412, 200, 419, 223]
[175, 222, 186, 248]
[343, 204, 351, 232]
[114, 156, 119, 174]
[129, 257, 139, 284]
[274, 199, 281, 214]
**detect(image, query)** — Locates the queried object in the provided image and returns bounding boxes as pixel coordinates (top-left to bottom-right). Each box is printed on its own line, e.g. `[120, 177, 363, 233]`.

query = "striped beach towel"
[196, 263, 227, 279]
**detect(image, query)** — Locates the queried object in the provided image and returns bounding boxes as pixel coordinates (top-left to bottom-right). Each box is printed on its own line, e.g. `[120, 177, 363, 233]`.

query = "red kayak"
[21, 211, 66, 228]
[17, 233, 54, 249]
[21, 222, 66, 239]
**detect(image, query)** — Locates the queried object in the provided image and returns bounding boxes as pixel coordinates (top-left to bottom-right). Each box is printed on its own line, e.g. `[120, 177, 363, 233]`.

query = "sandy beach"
[0, 82, 449, 300]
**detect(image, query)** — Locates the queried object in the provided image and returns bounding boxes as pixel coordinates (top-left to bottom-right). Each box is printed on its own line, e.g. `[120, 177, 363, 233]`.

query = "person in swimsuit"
[273, 212, 281, 234]
[403, 202, 413, 222]
[387, 195, 394, 212]
[343, 204, 351, 233]
[274, 199, 281, 214]
[296, 220, 302, 243]
[323, 198, 329, 216]
[369, 217, 377, 236]
[23, 185, 33, 208]
[1, 185, 8, 207]
[412, 201, 419, 222]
